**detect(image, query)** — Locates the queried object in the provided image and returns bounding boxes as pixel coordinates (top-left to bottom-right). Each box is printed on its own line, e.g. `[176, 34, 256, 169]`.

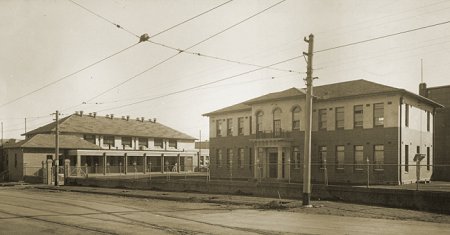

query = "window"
[249, 116, 252, 134]
[217, 149, 223, 167]
[405, 145, 409, 172]
[354, 145, 364, 170]
[103, 136, 115, 147]
[168, 139, 177, 148]
[318, 146, 327, 169]
[227, 118, 233, 136]
[238, 148, 244, 168]
[200, 156, 204, 166]
[292, 106, 300, 130]
[354, 105, 363, 128]
[427, 147, 430, 171]
[417, 146, 420, 155]
[373, 103, 384, 127]
[256, 111, 263, 135]
[273, 108, 282, 137]
[216, 120, 223, 137]
[154, 138, 163, 148]
[14, 154, 17, 168]
[336, 146, 345, 170]
[373, 145, 384, 170]
[83, 134, 96, 144]
[319, 109, 327, 130]
[405, 104, 409, 127]
[293, 146, 300, 169]
[138, 138, 148, 148]
[427, 111, 430, 132]
[249, 148, 253, 169]
[227, 148, 233, 168]
[122, 137, 132, 147]
[238, 117, 244, 135]
[335, 107, 344, 129]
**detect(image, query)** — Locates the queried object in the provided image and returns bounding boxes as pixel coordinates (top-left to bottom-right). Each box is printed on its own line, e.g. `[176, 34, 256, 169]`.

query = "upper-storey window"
[216, 119, 223, 137]
[405, 104, 409, 127]
[354, 105, 363, 128]
[373, 103, 384, 127]
[139, 138, 148, 148]
[103, 136, 115, 147]
[122, 137, 132, 147]
[292, 106, 300, 130]
[256, 111, 263, 135]
[273, 108, 282, 137]
[168, 139, 177, 148]
[335, 107, 344, 129]
[427, 111, 430, 132]
[318, 109, 327, 130]
[154, 138, 163, 148]
[226, 118, 233, 136]
[83, 134, 96, 144]
[238, 117, 244, 135]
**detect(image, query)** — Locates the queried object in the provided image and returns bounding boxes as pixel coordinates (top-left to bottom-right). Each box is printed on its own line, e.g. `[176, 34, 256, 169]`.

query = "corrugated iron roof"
[24, 115, 196, 140]
[5, 134, 101, 149]
[203, 79, 443, 116]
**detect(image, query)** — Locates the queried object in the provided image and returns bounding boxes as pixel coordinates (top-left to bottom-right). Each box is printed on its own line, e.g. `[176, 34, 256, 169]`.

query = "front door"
[269, 153, 277, 178]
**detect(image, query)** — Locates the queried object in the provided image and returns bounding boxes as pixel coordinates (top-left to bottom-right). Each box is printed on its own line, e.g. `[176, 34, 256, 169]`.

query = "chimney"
[122, 116, 126, 120]
[110, 114, 114, 119]
[153, 118, 156, 123]
[89, 113, 92, 117]
[75, 111, 79, 115]
[141, 117, 144, 122]
[80, 111, 83, 116]
[93, 112, 97, 118]
[419, 83, 427, 97]
[126, 115, 130, 121]
[106, 114, 110, 118]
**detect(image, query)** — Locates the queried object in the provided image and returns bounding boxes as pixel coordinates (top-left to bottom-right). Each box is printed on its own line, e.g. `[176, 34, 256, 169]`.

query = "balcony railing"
[256, 129, 291, 139]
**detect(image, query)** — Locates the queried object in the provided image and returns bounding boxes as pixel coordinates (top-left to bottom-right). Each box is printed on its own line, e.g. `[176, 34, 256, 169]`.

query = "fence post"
[64, 159, 70, 185]
[42, 161, 46, 184]
[46, 159, 53, 185]
[366, 157, 370, 188]
[323, 159, 328, 186]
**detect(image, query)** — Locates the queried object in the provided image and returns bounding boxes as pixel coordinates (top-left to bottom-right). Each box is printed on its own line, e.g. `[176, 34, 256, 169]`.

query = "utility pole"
[198, 130, 202, 170]
[54, 110, 60, 186]
[24, 118, 27, 133]
[303, 34, 315, 206]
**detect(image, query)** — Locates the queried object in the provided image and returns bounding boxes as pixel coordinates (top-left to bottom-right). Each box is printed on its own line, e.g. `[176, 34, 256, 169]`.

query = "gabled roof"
[244, 87, 306, 104]
[24, 115, 196, 140]
[203, 79, 443, 116]
[203, 103, 251, 116]
[5, 134, 101, 149]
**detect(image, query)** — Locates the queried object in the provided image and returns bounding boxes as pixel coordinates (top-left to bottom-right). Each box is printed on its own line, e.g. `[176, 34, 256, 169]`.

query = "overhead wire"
[314, 19, 450, 53]
[84, 0, 288, 103]
[94, 54, 302, 113]
[0, 42, 141, 109]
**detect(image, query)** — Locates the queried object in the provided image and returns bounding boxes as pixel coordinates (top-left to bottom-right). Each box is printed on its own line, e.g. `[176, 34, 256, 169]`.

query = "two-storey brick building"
[203, 79, 442, 185]
[1, 112, 197, 181]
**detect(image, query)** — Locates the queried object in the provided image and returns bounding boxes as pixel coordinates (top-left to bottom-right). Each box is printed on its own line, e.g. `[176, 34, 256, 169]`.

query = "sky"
[1, 0, 450, 140]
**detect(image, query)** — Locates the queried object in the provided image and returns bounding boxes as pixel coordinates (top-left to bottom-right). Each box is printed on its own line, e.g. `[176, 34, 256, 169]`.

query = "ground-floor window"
[238, 148, 244, 168]
[227, 149, 233, 168]
[293, 146, 300, 169]
[373, 145, 384, 170]
[217, 149, 222, 168]
[336, 146, 344, 170]
[354, 145, 364, 170]
[318, 146, 327, 169]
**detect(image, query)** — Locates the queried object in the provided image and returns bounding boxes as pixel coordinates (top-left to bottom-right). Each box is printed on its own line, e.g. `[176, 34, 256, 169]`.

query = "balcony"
[256, 129, 291, 139]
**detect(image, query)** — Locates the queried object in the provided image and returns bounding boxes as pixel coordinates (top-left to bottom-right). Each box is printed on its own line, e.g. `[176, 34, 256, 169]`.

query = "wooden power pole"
[303, 34, 315, 206]
[54, 110, 60, 186]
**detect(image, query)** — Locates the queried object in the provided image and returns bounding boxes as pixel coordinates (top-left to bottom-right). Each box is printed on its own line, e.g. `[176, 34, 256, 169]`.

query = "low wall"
[66, 177, 332, 200]
[327, 186, 450, 214]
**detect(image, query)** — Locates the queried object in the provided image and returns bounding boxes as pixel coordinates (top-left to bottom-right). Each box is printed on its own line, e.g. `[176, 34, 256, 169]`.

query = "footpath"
[28, 184, 450, 224]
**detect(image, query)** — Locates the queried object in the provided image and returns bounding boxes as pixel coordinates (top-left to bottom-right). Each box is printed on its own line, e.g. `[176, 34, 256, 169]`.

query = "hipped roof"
[5, 134, 101, 149]
[24, 114, 196, 140]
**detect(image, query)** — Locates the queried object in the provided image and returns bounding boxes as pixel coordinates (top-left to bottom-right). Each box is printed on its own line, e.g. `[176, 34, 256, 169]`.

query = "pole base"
[302, 192, 311, 206]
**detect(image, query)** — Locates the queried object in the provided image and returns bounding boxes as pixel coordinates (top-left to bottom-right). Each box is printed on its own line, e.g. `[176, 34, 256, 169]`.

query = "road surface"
[0, 186, 449, 234]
